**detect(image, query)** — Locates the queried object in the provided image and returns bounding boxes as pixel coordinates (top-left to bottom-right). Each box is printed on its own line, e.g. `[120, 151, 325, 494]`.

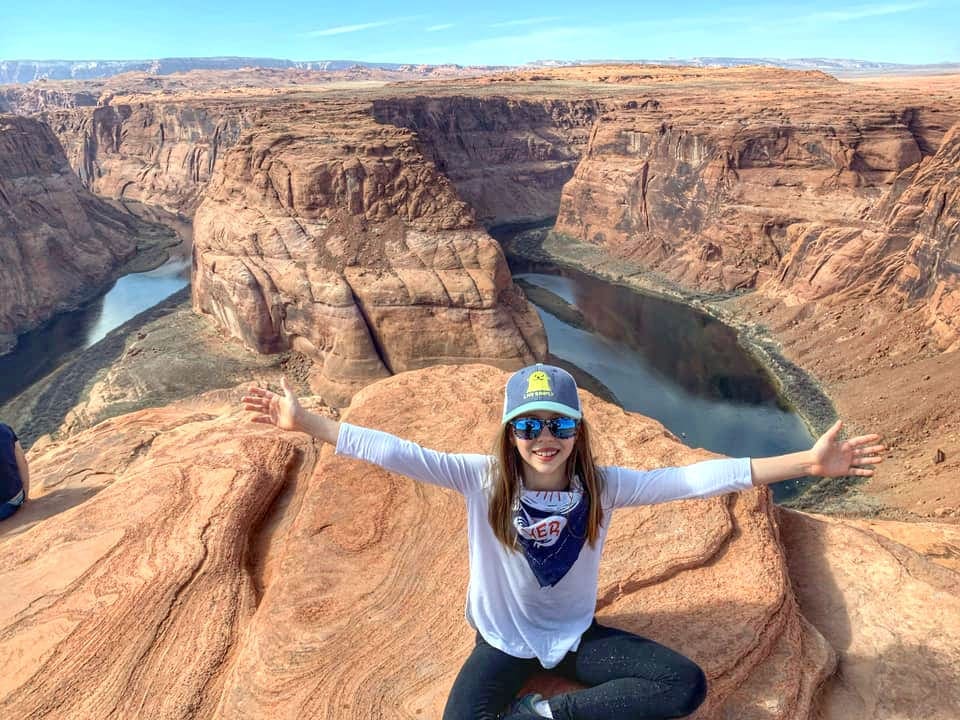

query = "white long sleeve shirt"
[335, 422, 753, 668]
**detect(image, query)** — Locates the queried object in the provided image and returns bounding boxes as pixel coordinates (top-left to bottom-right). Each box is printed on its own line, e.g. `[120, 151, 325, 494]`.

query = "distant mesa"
[2, 56, 960, 84]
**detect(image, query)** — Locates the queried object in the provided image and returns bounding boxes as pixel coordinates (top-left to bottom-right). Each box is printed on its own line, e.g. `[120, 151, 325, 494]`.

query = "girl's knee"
[672, 663, 707, 717]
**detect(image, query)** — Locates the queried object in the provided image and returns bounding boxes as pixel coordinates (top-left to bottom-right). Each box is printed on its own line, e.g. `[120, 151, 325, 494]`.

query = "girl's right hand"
[242, 377, 302, 432]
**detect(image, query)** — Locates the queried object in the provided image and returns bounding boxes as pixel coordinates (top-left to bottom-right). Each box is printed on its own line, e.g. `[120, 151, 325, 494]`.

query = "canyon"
[1, 63, 959, 717]
[5, 63, 954, 517]
[0, 115, 176, 354]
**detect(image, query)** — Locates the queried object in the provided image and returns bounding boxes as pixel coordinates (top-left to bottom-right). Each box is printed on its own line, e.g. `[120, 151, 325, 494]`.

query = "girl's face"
[509, 410, 579, 490]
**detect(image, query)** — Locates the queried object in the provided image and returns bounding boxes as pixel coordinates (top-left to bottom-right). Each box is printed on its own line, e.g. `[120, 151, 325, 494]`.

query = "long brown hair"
[488, 418, 606, 551]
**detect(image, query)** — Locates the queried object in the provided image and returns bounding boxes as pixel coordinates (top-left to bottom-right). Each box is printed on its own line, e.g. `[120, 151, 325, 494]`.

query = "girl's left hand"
[809, 420, 886, 477]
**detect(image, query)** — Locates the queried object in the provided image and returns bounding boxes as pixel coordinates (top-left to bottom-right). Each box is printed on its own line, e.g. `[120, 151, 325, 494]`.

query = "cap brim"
[502, 401, 582, 424]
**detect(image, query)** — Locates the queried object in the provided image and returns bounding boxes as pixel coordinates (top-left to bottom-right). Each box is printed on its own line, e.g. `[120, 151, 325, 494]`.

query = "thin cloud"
[804, 1, 929, 22]
[426, 23, 455, 32]
[489, 16, 564, 28]
[303, 18, 412, 37]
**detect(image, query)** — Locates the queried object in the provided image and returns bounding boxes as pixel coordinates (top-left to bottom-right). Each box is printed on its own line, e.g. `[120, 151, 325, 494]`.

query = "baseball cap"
[502, 363, 582, 424]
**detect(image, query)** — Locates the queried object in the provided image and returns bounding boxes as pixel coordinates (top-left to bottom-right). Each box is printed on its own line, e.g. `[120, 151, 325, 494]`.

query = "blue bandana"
[513, 478, 589, 587]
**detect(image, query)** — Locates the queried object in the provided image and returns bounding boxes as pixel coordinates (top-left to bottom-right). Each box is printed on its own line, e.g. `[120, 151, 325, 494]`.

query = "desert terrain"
[1, 64, 958, 718]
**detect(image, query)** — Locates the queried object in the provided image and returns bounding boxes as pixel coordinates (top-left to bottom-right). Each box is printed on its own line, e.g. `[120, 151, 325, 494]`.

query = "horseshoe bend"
[1, 65, 959, 718]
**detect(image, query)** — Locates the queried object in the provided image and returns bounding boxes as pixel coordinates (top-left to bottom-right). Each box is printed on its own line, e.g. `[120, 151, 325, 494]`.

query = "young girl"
[242, 363, 884, 720]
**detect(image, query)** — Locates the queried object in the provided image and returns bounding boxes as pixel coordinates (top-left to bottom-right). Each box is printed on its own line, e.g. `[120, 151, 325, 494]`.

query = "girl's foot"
[502, 693, 550, 718]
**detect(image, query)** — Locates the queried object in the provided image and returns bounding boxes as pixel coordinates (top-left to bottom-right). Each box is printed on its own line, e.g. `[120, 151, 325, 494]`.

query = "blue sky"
[2, 1, 958, 65]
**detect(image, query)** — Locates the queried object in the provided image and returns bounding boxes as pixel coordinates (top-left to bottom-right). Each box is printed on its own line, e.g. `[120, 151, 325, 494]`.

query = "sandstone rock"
[839, 516, 960, 574]
[372, 96, 600, 226]
[203, 365, 833, 719]
[41, 102, 252, 211]
[191, 115, 546, 404]
[554, 85, 957, 296]
[778, 509, 960, 719]
[5, 365, 959, 718]
[0, 390, 316, 717]
[772, 121, 960, 351]
[0, 115, 171, 354]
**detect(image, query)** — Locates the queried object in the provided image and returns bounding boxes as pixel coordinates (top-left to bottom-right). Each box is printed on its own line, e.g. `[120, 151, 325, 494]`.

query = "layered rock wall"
[555, 97, 949, 292]
[192, 108, 546, 403]
[0, 115, 161, 353]
[39, 101, 252, 211]
[774, 121, 960, 349]
[373, 96, 600, 225]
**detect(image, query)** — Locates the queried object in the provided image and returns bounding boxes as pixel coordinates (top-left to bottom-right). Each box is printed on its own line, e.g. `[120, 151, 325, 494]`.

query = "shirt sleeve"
[335, 422, 491, 496]
[602, 457, 754, 509]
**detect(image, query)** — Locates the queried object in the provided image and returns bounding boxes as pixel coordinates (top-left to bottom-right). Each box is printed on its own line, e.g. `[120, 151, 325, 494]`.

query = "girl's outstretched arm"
[750, 420, 885, 486]
[241, 378, 489, 495]
[242, 377, 340, 444]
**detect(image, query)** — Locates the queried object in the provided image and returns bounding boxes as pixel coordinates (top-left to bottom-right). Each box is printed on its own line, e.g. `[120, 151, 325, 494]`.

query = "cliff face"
[191, 106, 546, 403]
[0, 115, 165, 354]
[3, 368, 958, 718]
[555, 94, 953, 294]
[38, 101, 252, 212]
[773, 121, 960, 350]
[372, 96, 600, 226]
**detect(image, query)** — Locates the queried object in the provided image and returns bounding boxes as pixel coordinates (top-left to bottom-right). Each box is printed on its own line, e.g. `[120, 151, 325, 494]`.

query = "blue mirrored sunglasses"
[509, 416, 579, 440]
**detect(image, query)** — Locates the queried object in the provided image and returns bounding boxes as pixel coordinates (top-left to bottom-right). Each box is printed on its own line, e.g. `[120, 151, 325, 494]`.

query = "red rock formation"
[373, 96, 600, 225]
[3, 368, 957, 718]
[191, 110, 546, 404]
[555, 84, 958, 294]
[779, 509, 960, 719]
[0, 115, 163, 353]
[40, 101, 253, 211]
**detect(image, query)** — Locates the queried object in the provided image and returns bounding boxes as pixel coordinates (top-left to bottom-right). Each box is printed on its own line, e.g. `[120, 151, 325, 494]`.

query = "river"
[0, 255, 190, 405]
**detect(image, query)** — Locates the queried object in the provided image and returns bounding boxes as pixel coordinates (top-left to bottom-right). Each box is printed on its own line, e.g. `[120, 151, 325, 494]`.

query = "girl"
[242, 363, 884, 720]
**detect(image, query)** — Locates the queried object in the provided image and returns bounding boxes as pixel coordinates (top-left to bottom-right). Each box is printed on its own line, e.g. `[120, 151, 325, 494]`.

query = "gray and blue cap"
[502, 363, 582, 424]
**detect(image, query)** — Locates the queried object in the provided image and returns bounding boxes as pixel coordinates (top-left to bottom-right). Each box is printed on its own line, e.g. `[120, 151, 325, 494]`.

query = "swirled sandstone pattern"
[191, 107, 546, 404]
[3, 366, 958, 718]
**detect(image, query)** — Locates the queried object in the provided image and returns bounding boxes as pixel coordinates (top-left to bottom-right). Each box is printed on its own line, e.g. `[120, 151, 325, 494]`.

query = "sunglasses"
[509, 416, 580, 440]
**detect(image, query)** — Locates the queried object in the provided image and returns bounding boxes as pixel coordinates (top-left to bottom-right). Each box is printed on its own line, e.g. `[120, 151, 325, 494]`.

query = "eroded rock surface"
[42, 102, 252, 211]
[0, 365, 836, 718]
[0, 115, 172, 354]
[4, 365, 959, 718]
[4, 66, 959, 519]
[779, 509, 960, 719]
[373, 96, 600, 225]
[191, 111, 546, 404]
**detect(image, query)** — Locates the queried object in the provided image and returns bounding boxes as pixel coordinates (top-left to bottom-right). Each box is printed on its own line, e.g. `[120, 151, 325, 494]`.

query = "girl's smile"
[511, 411, 578, 490]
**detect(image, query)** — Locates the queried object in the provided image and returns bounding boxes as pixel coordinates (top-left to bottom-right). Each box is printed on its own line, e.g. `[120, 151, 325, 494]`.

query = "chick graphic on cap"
[525, 370, 553, 397]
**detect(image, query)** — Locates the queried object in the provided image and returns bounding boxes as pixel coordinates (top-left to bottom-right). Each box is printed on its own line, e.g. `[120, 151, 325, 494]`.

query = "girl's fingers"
[851, 468, 875, 477]
[856, 455, 884, 465]
[824, 419, 843, 441]
[245, 386, 275, 399]
[250, 415, 273, 424]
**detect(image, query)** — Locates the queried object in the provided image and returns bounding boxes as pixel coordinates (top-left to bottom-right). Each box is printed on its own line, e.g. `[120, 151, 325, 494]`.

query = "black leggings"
[442, 621, 707, 720]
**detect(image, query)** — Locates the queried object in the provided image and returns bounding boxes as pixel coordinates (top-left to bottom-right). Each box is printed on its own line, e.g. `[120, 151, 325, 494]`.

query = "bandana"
[513, 477, 589, 587]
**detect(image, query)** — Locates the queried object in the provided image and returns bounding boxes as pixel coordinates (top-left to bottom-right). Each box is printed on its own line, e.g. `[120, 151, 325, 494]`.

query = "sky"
[1, 0, 958, 66]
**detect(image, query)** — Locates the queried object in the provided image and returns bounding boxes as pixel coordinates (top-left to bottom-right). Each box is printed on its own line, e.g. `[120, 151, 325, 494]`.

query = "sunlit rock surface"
[4, 366, 956, 718]
[779, 509, 960, 719]
[191, 111, 546, 404]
